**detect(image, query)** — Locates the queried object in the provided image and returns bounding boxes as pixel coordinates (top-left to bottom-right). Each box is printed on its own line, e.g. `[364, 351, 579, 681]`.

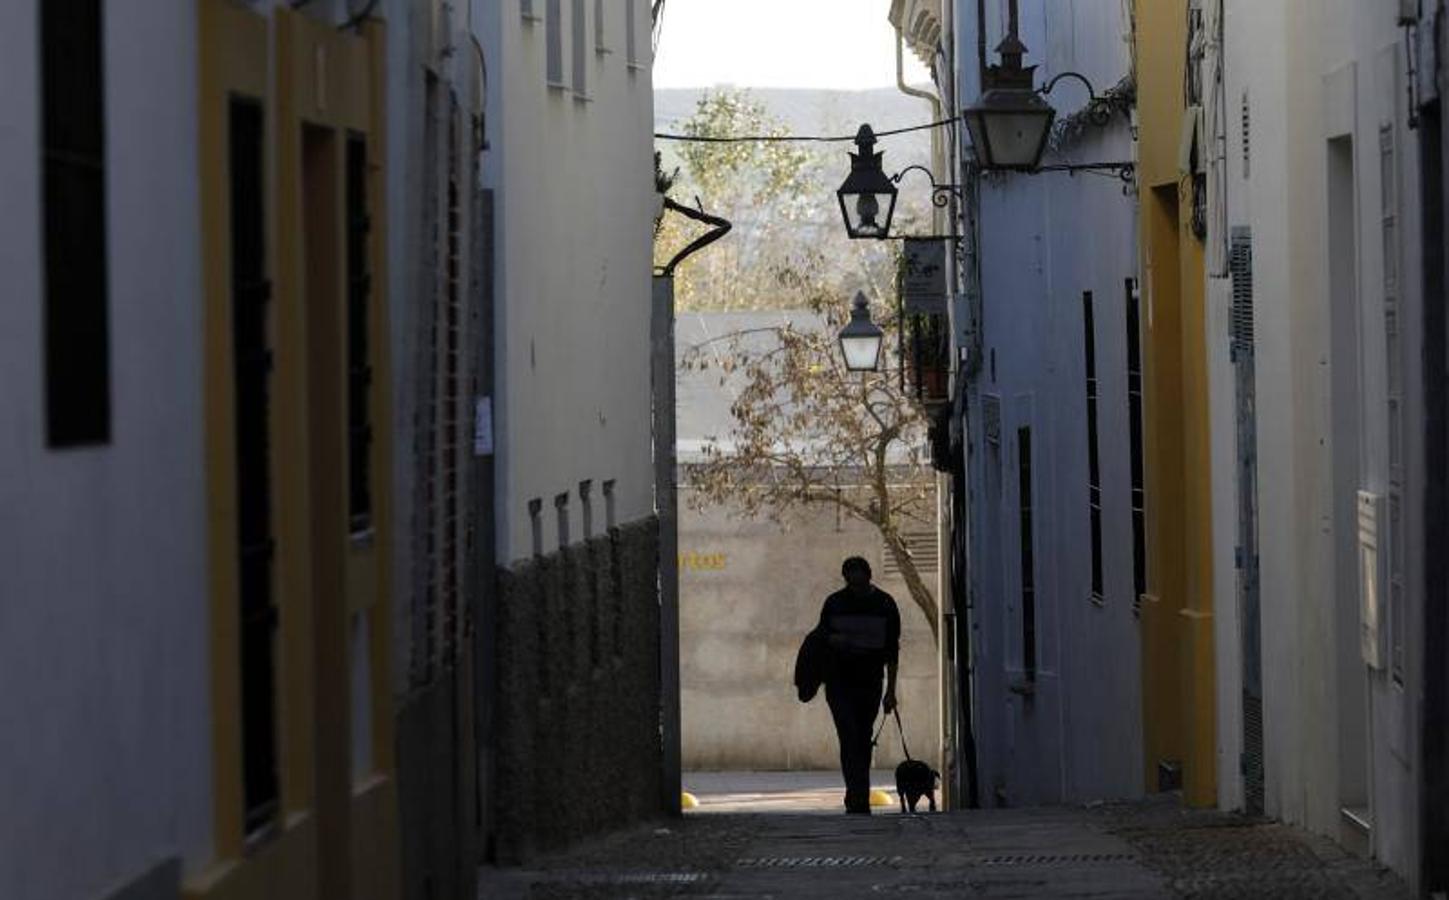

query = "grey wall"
[956, 0, 1144, 809]
[679, 494, 940, 772]
[0, 3, 213, 898]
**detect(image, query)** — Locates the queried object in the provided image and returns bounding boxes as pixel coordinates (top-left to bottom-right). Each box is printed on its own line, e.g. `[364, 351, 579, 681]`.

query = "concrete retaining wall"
[679, 498, 941, 772]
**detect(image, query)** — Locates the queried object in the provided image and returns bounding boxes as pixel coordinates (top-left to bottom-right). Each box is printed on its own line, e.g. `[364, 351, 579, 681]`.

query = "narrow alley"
[4, 0, 1449, 899]
[482, 779, 1409, 899]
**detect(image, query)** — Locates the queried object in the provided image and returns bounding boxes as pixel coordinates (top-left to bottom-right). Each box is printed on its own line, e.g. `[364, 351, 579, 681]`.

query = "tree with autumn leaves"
[657, 89, 940, 643]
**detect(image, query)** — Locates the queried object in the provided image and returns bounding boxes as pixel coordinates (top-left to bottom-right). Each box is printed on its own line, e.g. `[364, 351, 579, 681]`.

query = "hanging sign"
[902, 238, 948, 315]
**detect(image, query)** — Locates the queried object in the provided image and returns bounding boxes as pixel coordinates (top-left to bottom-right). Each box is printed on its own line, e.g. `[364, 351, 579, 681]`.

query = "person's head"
[841, 556, 872, 590]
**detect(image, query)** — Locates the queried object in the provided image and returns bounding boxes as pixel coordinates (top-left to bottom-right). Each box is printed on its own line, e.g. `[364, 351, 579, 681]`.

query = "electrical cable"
[654, 116, 959, 144]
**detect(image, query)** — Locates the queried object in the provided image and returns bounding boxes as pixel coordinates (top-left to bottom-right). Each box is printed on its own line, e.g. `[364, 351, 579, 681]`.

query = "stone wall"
[492, 517, 663, 863]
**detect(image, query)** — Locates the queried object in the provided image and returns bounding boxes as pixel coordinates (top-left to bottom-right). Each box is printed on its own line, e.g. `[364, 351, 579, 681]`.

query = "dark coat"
[793, 627, 835, 702]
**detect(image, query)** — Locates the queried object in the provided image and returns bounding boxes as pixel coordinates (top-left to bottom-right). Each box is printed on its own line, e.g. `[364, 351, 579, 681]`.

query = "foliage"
[654, 89, 917, 313]
[681, 290, 939, 643]
[661, 89, 940, 641]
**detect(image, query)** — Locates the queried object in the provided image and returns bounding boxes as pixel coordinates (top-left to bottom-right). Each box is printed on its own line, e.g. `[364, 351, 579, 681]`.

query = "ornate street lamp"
[962, 12, 1055, 171]
[838, 291, 885, 372]
[836, 125, 899, 239]
[963, 0, 1130, 178]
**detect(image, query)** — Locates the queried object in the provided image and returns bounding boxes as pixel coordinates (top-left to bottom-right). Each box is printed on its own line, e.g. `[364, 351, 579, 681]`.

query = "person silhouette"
[816, 556, 901, 814]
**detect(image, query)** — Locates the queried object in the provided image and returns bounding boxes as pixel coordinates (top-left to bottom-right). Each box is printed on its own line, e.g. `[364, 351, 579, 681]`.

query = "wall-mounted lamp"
[963, 0, 1133, 181]
[838, 291, 885, 372]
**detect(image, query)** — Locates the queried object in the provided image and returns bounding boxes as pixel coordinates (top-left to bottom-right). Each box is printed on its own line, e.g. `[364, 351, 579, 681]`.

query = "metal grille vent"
[882, 533, 939, 579]
[605, 873, 707, 884]
[973, 853, 1139, 867]
[735, 856, 900, 869]
[1230, 227, 1255, 354]
[1241, 90, 1251, 179]
[1243, 691, 1265, 815]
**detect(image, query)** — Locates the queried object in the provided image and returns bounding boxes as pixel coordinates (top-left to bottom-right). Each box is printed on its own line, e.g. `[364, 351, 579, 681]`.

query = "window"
[529, 498, 544, 556]
[571, 0, 587, 96]
[555, 492, 571, 548]
[42, 0, 110, 447]
[1018, 426, 1037, 679]
[580, 480, 594, 539]
[546, 0, 564, 86]
[346, 136, 373, 534]
[230, 98, 280, 837]
[594, 0, 607, 51]
[1125, 279, 1147, 613]
[1083, 292, 1104, 603]
[1381, 122, 1407, 685]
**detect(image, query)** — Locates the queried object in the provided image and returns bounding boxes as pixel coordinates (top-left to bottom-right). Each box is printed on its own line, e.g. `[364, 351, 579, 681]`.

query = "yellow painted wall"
[1134, 0, 1217, 807]
[192, 3, 397, 897]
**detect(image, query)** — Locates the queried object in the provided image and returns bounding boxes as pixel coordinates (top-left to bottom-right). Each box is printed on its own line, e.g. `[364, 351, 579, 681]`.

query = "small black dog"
[895, 759, 940, 814]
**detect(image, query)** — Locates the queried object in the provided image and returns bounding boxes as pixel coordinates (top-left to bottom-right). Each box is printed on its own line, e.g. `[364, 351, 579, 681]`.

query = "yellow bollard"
[681, 791, 700, 810]
[868, 789, 893, 808]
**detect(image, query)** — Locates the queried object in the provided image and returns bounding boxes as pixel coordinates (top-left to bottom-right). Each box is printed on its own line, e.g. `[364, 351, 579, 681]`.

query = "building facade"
[922, 0, 1449, 893]
[0, 1, 666, 897]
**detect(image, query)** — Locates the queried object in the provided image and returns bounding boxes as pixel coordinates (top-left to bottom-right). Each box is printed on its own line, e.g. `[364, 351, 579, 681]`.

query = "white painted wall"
[477, 0, 657, 565]
[955, 0, 1144, 807]
[1214, 0, 1425, 886]
[0, 3, 213, 898]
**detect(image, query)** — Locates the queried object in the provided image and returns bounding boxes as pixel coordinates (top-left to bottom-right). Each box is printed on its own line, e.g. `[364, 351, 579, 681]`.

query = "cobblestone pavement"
[478, 777, 1411, 899]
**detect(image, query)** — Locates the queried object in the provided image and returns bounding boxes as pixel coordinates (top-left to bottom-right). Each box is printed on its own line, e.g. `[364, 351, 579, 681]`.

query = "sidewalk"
[478, 773, 1411, 898]
[682, 770, 893, 814]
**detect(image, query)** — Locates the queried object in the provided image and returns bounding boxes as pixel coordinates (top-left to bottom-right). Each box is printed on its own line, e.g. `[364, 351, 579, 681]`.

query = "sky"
[652, 0, 933, 90]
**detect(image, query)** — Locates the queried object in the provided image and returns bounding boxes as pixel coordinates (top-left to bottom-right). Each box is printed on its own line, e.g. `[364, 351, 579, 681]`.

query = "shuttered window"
[230, 98, 280, 837]
[1083, 292, 1104, 602]
[1125, 279, 1147, 612]
[1018, 427, 1037, 679]
[42, 0, 111, 447]
[346, 137, 374, 534]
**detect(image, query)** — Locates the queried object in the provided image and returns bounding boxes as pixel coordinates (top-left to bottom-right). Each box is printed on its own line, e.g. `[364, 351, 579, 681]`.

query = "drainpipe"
[895, 19, 975, 810]
[897, 30, 945, 214]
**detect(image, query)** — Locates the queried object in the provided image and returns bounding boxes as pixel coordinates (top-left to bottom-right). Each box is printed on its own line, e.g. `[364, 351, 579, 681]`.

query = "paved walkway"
[479, 773, 1411, 899]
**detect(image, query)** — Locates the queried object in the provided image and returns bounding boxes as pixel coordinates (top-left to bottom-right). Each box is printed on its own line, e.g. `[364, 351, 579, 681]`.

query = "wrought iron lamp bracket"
[1033, 161, 1137, 184]
[1039, 70, 1116, 127]
[890, 164, 964, 208]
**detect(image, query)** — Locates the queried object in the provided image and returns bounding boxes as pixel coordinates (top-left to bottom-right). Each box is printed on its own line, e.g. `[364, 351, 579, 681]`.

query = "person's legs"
[826, 677, 882, 812]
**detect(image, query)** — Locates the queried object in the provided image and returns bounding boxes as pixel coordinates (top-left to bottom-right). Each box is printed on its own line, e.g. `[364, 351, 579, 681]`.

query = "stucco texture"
[679, 495, 940, 772]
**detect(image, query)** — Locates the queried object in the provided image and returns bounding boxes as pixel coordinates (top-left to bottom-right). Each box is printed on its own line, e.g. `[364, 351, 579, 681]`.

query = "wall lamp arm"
[890, 164, 964, 208]
[1039, 71, 1116, 126]
[658, 196, 732, 277]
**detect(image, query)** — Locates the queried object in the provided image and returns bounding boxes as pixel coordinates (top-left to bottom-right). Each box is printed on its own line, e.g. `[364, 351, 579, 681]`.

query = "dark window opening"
[580, 479, 594, 538]
[346, 136, 374, 534]
[1018, 426, 1036, 679]
[230, 98, 280, 837]
[1083, 292, 1104, 601]
[1126, 279, 1147, 612]
[42, 0, 110, 447]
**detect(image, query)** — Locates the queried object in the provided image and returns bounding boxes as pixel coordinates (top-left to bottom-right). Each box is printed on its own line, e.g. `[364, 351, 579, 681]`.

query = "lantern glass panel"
[840, 333, 884, 372]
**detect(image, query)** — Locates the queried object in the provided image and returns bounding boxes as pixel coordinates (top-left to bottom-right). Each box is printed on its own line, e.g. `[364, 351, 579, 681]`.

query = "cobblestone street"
[479, 777, 1411, 899]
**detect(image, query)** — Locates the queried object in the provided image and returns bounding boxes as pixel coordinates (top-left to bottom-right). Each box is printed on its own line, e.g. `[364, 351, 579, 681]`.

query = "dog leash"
[870, 707, 912, 761]
[892, 708, 912, 761]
